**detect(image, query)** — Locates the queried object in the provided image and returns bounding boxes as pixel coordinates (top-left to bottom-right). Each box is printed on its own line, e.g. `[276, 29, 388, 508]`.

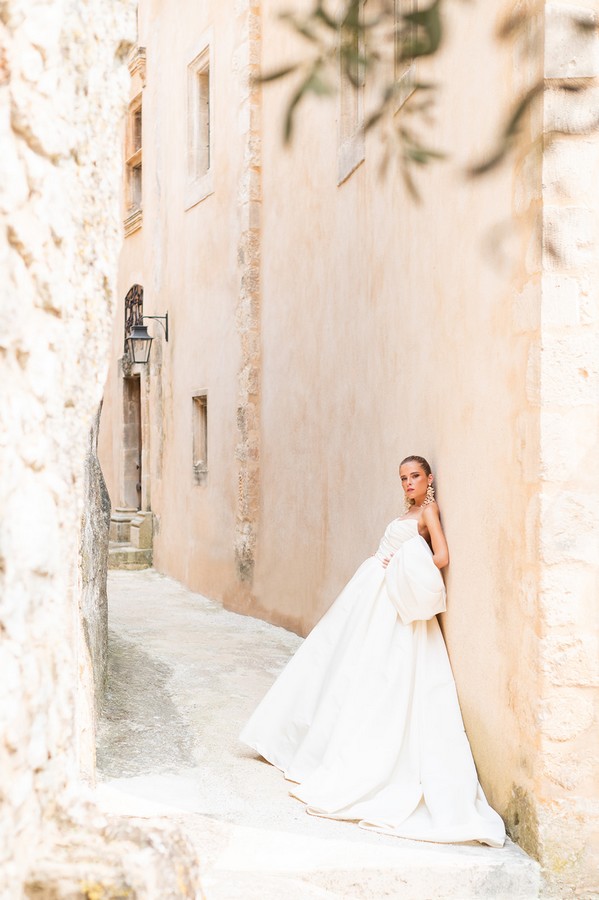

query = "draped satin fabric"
[383, 525, 446, 625]
[240, 517, 506, 848]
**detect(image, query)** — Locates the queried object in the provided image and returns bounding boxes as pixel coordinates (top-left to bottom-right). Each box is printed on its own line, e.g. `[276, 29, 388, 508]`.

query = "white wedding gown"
[240, 517, 506, 848]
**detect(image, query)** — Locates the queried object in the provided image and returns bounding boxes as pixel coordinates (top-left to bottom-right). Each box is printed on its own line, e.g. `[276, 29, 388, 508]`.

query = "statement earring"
[424, 483, 435, 505]
[403, 493, 413, 513]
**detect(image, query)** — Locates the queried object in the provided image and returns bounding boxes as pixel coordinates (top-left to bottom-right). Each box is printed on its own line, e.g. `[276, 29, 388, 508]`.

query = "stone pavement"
[96, 570, 542, 900]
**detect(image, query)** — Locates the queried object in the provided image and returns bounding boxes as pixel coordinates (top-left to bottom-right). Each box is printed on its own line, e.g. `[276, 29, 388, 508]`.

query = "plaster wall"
[100, 0, 255, 602]
[251, 0, 542, 839]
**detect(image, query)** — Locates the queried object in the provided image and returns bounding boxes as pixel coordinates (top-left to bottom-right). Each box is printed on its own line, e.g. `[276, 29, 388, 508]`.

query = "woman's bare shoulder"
[421, 501, 441, 522]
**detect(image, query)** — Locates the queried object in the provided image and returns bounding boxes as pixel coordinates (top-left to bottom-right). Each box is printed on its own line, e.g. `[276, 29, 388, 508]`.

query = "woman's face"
[399, 461, 432, 506]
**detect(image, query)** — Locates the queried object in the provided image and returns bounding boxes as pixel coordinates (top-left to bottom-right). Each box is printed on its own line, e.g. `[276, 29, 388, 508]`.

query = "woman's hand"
[382, 556, 392, 569]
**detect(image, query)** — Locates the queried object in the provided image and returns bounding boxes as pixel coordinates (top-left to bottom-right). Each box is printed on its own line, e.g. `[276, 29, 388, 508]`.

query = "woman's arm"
[422, 504, 449, 569]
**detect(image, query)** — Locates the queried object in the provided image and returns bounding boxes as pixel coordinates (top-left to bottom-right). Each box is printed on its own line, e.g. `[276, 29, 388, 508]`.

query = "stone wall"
[231, 0, 263, 600]
[0, 1, 200, 895]
[79, 403, 111, 720]
[536, 3, 599, 894]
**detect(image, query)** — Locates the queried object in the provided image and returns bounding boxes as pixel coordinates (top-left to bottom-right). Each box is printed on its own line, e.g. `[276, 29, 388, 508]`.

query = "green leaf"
[305, 70, 333, 96]
[340, 0, 362, 30]
[364, 108, 384, 131]
[402, 164, 422, 202]
[258, 63, 300, 84]
[401, 0, 443, 60]
[496, 10, 528, 41]
[469, 83, 543, 175]
[284, 81, 307, 143]
[504, 83, 543, 138]
[279, 11, 319, 43]
[406, 146, 445, 164]
[313, 3, 338, 30]
[283, 62, 333, 142]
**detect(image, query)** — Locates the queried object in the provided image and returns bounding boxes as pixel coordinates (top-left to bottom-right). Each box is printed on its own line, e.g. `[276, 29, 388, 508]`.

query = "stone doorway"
[123, 374, 142, 510]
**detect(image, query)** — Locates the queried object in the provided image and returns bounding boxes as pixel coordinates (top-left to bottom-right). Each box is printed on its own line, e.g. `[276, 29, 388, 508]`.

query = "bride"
[240, 456, 506, 847]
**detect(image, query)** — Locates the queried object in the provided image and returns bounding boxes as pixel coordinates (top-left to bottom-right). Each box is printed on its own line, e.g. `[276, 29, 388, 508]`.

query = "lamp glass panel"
[128, 336, 152, 364]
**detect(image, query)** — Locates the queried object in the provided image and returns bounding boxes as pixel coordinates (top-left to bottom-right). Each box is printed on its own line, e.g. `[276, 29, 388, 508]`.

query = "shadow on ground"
[97, 630, 196, 779]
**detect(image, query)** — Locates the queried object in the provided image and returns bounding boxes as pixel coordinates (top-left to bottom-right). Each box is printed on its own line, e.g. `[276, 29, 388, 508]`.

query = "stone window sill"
[193, 463, 208, 485]
[185, 170, 214, 211]
[124, 208, 143, 236]
[338, 130, 365, 186]
[394, 62, 416, 115]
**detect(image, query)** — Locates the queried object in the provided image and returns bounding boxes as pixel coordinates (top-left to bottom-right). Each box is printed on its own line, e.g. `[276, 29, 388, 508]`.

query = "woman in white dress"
[240, 456, 506, 848]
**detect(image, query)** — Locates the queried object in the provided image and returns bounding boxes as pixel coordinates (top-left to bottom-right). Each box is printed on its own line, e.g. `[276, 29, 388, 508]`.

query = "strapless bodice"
[374, 517, 419, 562]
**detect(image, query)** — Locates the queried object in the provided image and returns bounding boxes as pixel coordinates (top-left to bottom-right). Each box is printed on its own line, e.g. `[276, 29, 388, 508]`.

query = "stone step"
[100, 571, 543, 900]
[97, 787, 542, 900]
[109, 507, 139, 543]
[130, 511, 153, 549]
[110, 519, 132, 543]
[108, 542, 152, 570]
[200, 829, 542, 900]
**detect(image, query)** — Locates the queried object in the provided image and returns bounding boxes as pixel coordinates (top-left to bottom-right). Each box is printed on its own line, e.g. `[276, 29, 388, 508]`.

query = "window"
[125, 94, 143, 235]
[394, 0, 417, 110]
[192, 62, 210, 177]
[338, 3, 366, 184]
[186, 37, 214, 209]
[192, 394, 208, 484]
[133, 105, 142, 154]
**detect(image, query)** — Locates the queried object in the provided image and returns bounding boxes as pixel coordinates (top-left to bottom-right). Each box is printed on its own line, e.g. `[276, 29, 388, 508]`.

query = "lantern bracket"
[142, 313, 169, 342]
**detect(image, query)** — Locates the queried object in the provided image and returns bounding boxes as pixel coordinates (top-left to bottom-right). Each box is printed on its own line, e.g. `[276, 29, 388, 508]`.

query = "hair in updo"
[400, 455, 432, 477]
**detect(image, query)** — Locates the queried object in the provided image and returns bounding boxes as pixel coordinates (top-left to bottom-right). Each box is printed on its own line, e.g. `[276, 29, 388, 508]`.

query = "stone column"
[537, 4, 599, 893]
[229, 0, 263, 605]
[79, 402, 111, 717]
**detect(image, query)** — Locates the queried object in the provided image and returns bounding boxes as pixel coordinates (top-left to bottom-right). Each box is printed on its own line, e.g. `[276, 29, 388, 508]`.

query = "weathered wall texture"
[80, 403, 111, 718]
[231, 1, 263, 603]
[99, 0, 262, 603]
[0, 1, 200, 896]
[98, 0, 598, 893]
[249, 3, 551, 866]
[535, 3, 599, 894]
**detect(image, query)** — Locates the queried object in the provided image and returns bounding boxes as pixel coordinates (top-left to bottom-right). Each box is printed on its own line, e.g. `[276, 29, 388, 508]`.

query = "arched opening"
[123, 284, 144, 510]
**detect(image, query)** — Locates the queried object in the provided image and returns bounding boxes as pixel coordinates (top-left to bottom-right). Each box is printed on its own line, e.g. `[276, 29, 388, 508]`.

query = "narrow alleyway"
[96, 570, 541, 900]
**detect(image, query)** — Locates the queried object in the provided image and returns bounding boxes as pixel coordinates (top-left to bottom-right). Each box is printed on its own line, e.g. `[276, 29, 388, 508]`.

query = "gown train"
[240, 517, 506, 848]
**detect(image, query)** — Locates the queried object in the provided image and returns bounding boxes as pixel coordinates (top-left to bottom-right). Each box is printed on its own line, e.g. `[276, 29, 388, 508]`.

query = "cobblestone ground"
[96, 570, 541, 900]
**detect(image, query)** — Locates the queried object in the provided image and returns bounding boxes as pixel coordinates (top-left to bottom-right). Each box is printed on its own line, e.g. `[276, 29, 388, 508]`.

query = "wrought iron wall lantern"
[126, 313, 169, 365]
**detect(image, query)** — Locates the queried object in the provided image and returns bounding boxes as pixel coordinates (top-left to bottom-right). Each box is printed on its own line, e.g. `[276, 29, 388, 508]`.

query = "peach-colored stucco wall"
[100, 0, 245, 601]
[99, 0, 598, 892]
[247, 0, 540, 846]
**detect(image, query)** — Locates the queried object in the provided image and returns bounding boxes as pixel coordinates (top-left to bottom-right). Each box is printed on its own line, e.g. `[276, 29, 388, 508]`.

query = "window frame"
[393, 0, 418, 113]
[185, 33, 215, 210]
[337, 3, 366, 185]
[192, 393, 208, 485]
[124, 92, 143, 235]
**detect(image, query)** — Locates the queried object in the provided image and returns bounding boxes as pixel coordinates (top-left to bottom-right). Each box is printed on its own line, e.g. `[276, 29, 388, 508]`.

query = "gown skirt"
[240, 517, 506, 848]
